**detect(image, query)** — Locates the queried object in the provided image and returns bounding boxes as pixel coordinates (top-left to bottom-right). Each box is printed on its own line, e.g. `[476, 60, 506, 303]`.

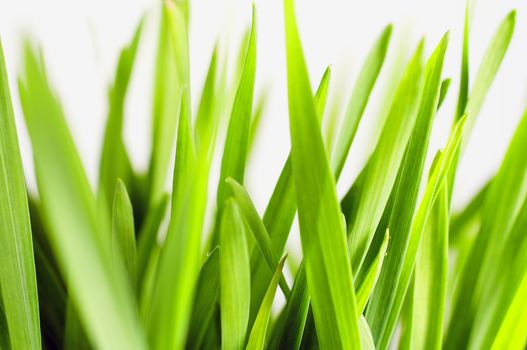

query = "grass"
[0, 0, 526, 349]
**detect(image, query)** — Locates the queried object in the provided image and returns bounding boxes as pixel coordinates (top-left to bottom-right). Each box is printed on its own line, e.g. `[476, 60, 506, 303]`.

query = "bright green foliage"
[0, 39, 41, 350]
[284, 0, 360, 347]
[0, 0, 524, 349]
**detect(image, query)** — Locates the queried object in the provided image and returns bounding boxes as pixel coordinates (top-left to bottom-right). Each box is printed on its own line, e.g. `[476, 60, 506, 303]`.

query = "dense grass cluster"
[0, 0, 526, 349]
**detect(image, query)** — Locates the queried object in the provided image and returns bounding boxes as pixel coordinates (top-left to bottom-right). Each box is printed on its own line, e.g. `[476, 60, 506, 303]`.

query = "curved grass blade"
[359, 35, 448, 346]
[112, 179, 137, 288]
[0, 38, 41, 350]
[445, 108, 527, 349]
[136, 194, 168, 283]
[348, 38, 425, 274]
[374, 116, 466, 349]
[268, 263, 309, 350]
[470, 196, 527, 350]
[195, 45, 218, 149]
[247, 66, 331, 323]
[331, 24, 392, 178]
[19, 42, 146, 350]
[227, 178, 290, 295]
[410, 183, 449, 350]
[147, 3, 180, 206]
[98, 19, 143, 214]
[284, 0, 360, 347]
[245, 256, 286, 350]
[220, 199, 251, 350]
[187, 248, 220, 350]
[359, 316, 376, 350]
[216, 6, 257, 214]
[437, 78, 451, 110]
[356, 229, 389, 315]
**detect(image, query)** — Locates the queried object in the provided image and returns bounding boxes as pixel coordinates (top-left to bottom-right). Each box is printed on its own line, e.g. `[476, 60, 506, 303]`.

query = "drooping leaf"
[284, 0, 361, 347]
[19, 42, 146, 350]
[220, 199, 251, 350]
[245, 256, 286, 350]
[0, 38, 41, 350]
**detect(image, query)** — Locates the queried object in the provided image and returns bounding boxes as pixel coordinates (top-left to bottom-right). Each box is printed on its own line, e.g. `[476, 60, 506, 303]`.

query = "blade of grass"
[374, 116, 466, 349]
[331, 24, 392, 178]
[284, 0, 361, 347]
[19, 42, 146, 350]
[247, 60, 330, 329]
[348, 38, 425, 274]
[136, 194, 168, 283]
[356, 229, 389, 315]
[359, 35, 448, 346]
[98, 19, 143, 214]
[437, 78, 451, 110]
[268, 263, 309, 350]
[187, 247, 220, 350]
[112, 179, 137, 288]
[227, 178, 290, 295]
[245, 256, 286, 350]
[220, 199, 251, 350]
[195, 44, 218, 149]
[248, 87, 269, 155]
[147, 3, 180, 206]
[359, 316, 376, 350]
[0, 38, 41, 350]
[410, 183, 449, 350]
[445, 108, 527, 349]
[216, 5, 257, 217]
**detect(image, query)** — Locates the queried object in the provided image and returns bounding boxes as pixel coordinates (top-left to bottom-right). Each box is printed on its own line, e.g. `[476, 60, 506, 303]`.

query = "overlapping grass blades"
[0, 0, 525, 349]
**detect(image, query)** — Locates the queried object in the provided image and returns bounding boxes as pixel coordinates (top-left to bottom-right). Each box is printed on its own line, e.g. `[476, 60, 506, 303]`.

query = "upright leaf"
[284, 0, 360, 347]
[220, 200, 251, 350]
[410, 183, 449, 350]
[331, 24, 392, 178]
[0, 38, 41, 350]
[245, 256, 286, 350]
[112, 179, 137, 288]
[19, 43, 146, 350]
[348, 39, 425, 274]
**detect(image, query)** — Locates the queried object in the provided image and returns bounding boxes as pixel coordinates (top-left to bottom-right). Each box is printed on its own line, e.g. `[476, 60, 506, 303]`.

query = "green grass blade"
[469, 196, 527, 349]
[356, 229, 389, 315]
[248, 88, 269, 155]
[245, 256, 286, 350]
[248, 67, 330, 323]
[454, 0, 470, 122]
[374, 116, 466, 349]
[227, 178, 290, 295]
[136, 194, 168, 283]
[220, 199, 251, 350]
[195, 45, 218, 149]
[437, 78, 451, 110]
[0, 38, 41, 350]
[19, 43, 146, 350]
[359, 316, 376, 350]
[216, 6, 257, 212]
[445, 108, 527, 349]
[268, 263, 309, 350]
[112, 179, 137, 288]
[331, 24, 392, 178]
[462, 10, 515, 141]
[98, 19, 143, 213]
[360, 35, 448, 346]
[348, 39, 425, 274]
[147, 3, 180, 206]
[284, 0, 360, 347]
[411, 183, 449, 350]
[187, 248, 220, 350]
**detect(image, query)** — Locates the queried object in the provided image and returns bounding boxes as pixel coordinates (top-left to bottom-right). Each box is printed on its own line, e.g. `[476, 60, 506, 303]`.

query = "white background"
[1, 0, 526, 220]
